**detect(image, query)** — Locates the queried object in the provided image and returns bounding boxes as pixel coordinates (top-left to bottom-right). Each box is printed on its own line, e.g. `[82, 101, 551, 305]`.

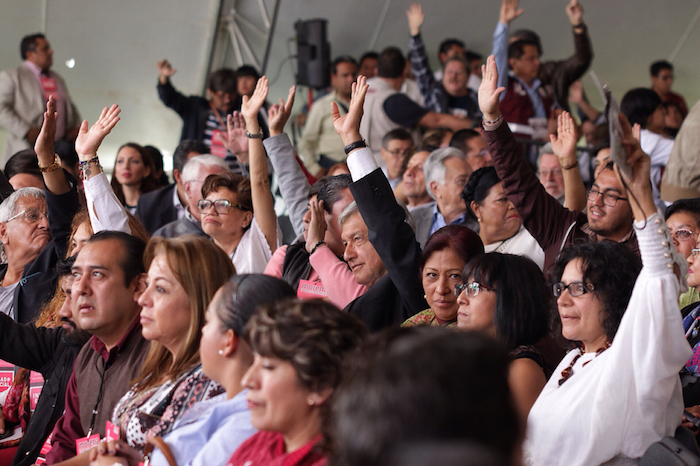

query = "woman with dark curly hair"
[455, 252, 550, 420]
[462, 166, 544, 269]
[226, 299, 367, 466]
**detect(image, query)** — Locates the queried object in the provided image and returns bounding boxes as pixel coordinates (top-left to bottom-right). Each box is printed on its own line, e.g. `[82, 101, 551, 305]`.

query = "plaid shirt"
[409, 33, 480, 118]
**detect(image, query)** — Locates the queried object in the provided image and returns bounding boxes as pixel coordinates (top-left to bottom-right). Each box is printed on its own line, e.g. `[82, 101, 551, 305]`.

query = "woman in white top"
[462, 165, 545, 270]
[199, 77, 282, 273]
[523, 118, 691, 464]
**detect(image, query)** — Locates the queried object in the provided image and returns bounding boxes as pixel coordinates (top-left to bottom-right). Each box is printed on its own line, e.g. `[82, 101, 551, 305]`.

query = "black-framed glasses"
[552, 281, 595, 297]
[587, 188, 628, 207]
[7, 209, 47, 224]
[197, 199, 251, 215]
[454, 281, 496, 298]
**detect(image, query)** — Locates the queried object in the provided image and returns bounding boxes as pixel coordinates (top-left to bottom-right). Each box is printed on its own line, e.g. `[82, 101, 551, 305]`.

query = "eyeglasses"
[454, 281, 496, 298]
[385, 148, 413, 158]
[7, 209, 47, 224]
[587, 188, 628, 207]
[538, 169, 563, 177]
[691, 248, 700, 259]
[197, 199, 251, 215]
[552, 281, 595, 297]
[672, 228, 697, 242]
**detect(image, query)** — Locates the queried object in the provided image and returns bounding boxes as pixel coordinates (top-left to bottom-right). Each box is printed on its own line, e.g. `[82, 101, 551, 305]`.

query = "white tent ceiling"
[2, 0, 699, 170]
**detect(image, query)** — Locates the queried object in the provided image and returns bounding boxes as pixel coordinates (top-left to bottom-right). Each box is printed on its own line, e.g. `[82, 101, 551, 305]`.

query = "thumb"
[79, 120, 88, 134]
[549, 133, 557, 145]
[330, 101, 340, 122]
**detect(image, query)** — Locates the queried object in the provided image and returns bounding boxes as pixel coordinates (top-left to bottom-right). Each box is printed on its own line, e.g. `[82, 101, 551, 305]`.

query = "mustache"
[60, 317, 77, 330]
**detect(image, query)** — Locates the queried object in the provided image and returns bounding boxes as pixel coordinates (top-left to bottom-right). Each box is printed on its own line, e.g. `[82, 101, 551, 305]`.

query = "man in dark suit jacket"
[135, 139, 207, 234]
[336, 75, 427, 331]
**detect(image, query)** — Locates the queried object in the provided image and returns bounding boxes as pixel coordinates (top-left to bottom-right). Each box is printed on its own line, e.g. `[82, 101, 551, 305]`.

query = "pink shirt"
[264, 244, 366, 309]
[24, 60, 68, 138]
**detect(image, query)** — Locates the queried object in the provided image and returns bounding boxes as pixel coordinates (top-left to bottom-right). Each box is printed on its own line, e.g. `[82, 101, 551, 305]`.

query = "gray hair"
[536, 142, 555, 170]
[181, 154, 229, 183]
[0, 187, 45, 263]
[0, 188, 45, 223]
[423, 147, 467, 200]
[338, 201, 359, 229]
[338, 199, 416, 235]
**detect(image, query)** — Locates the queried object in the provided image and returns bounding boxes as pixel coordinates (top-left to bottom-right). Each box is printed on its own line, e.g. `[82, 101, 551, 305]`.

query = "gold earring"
[308, 399, 315, 406]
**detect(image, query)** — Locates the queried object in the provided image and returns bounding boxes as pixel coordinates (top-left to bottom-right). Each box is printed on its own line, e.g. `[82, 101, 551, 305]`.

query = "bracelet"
[482, 114, 504, 131]
[39, 154, 61, 173]
[79, 156, 102, 180]
[561, 161, 579, 171]
[344, 140, 366, 155]
[245, 129, 264, 139]
[309, 241, 325, 255]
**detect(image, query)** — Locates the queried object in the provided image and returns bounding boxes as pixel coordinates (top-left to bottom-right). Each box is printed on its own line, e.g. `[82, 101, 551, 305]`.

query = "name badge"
[297, 279, 327, 299]
[75, 433, 100, 454]
[105, 420, 120, 441]
[210, 130, 228, 158]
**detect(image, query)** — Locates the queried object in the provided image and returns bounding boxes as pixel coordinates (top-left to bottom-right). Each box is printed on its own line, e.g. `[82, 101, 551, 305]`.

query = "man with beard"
[0, 257, 91, 466]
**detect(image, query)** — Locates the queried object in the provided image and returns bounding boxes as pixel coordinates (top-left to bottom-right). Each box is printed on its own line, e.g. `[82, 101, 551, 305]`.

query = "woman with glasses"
[198, 77, 282, 274]
[454, 253, 550, 420]
[524, 119, 691, 465]
[462, 166, 544, 269]
[665, 199, 700, 308]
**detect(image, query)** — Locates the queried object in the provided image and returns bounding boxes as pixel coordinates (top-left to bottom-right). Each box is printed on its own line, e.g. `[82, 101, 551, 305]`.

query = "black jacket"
[0, 313, 88, 466]
[344, 169, 427, 331]
[0, 179, 80, 324]
[135, 184, 179, 235]
[156, 79, 269, 143]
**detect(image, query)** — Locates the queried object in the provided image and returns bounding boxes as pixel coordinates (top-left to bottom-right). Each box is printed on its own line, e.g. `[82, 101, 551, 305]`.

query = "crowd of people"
[0, 0, 698, 464]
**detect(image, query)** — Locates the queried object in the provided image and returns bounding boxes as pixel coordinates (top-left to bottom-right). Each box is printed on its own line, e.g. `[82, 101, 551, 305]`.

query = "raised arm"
[335, 76, 426, 317]
[75, 105, 131, 234]
[237, 77, 283, 253]
[264, 92, 311, 236]
[406, 4, 441, 113]
[35, 96, 70, 195]
[550, 111, 587, 211]
[492, 0, 524, 96]
[479, 55, 578, 257]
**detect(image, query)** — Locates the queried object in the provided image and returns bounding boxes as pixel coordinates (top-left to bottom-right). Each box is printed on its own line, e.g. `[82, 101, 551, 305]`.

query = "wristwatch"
[39, 154, 61, 173]
[344, 140, 367, 155]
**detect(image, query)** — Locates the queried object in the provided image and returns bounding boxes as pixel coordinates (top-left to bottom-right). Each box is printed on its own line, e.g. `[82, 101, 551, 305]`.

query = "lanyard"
[86, 356, 111, 437]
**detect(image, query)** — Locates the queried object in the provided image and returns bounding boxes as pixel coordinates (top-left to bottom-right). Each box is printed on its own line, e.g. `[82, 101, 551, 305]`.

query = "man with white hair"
[0, 153, 80, 323]
[537, 142, 566, 204]
[409, 147, 478, 248]
[153, 154, 229, 238]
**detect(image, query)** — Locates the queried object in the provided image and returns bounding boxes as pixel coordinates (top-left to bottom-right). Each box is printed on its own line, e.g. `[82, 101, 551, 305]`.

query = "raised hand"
[35, 96, 57, 162]
[157, 59, 176, 84]
[407, 3, 425, 36]
[566, 0, 584, 26]
[305, 199, 328, 253]
[478, 55, 506, 122]
[268, 85, 296, 136]
[549, 111, 577, 163]
[241, 77, 269, 124]
[332, 75, 369, 146]
[75, 104, 121, 159]
[219, 111, 249, 160]
[500, 0, 524, 25]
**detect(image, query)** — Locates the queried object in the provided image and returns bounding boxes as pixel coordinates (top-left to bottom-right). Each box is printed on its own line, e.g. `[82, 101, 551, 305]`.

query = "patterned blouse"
[112, 363, 223, 448]
[401, 309, 457, 328]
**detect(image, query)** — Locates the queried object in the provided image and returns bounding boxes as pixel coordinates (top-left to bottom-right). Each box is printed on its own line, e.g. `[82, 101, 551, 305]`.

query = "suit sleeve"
[0, 70, 32, 139]
[349, 168, 425, 311]
[264, 134, 311, 236]
[46, 173, 81, 260]
[0, 313, 62, 371]
[157, 79, 198, 119]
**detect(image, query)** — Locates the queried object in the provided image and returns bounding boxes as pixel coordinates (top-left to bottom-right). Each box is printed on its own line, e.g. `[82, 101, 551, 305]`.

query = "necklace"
[558, 341, 611, 386]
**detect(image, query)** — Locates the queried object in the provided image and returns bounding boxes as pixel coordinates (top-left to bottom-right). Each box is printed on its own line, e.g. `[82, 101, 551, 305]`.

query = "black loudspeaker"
[295, 19, 330, 89]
